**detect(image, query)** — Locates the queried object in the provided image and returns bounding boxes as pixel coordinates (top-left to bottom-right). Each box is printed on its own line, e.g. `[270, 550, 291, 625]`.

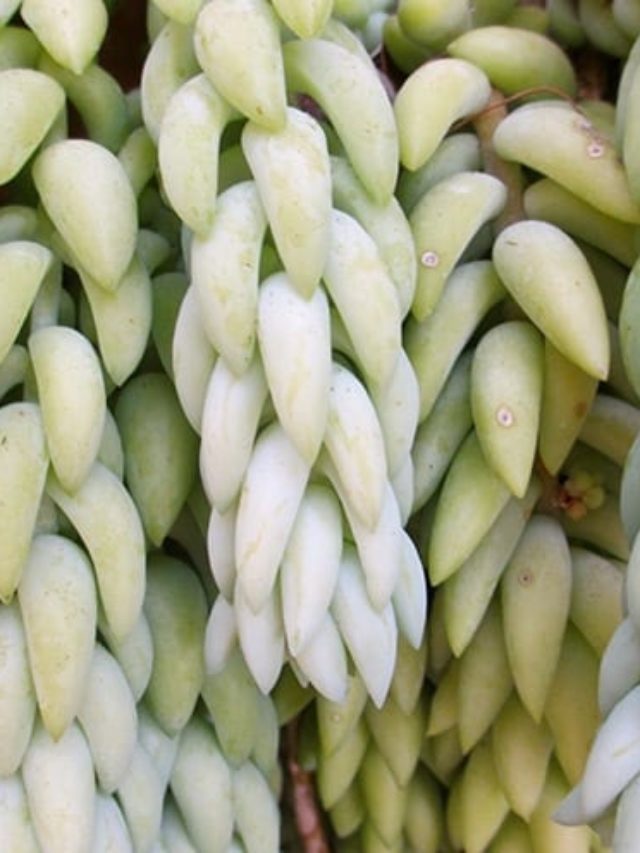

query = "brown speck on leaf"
[574, 401, 588, 419]
[519, 569, 534, 586]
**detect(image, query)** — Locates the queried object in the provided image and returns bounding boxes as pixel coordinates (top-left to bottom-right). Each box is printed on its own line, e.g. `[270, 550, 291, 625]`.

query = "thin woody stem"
[574, 46, 609, 102]
[533, 456, 565, 516]
[453, 84, 583, 134]
[285, 721, 331, 853]
[471, 89, 526, 231]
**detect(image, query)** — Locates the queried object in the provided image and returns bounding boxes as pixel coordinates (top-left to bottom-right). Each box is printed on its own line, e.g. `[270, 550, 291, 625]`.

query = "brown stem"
[574, 46, 609, 103]
[471, 89, 526, 231]
[99, 0, 148, 93]
[453, 85, 581, 134]
[286, 721, 331, 853]
[372, 42, 402, 102]
[533, 457, 564, 516]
